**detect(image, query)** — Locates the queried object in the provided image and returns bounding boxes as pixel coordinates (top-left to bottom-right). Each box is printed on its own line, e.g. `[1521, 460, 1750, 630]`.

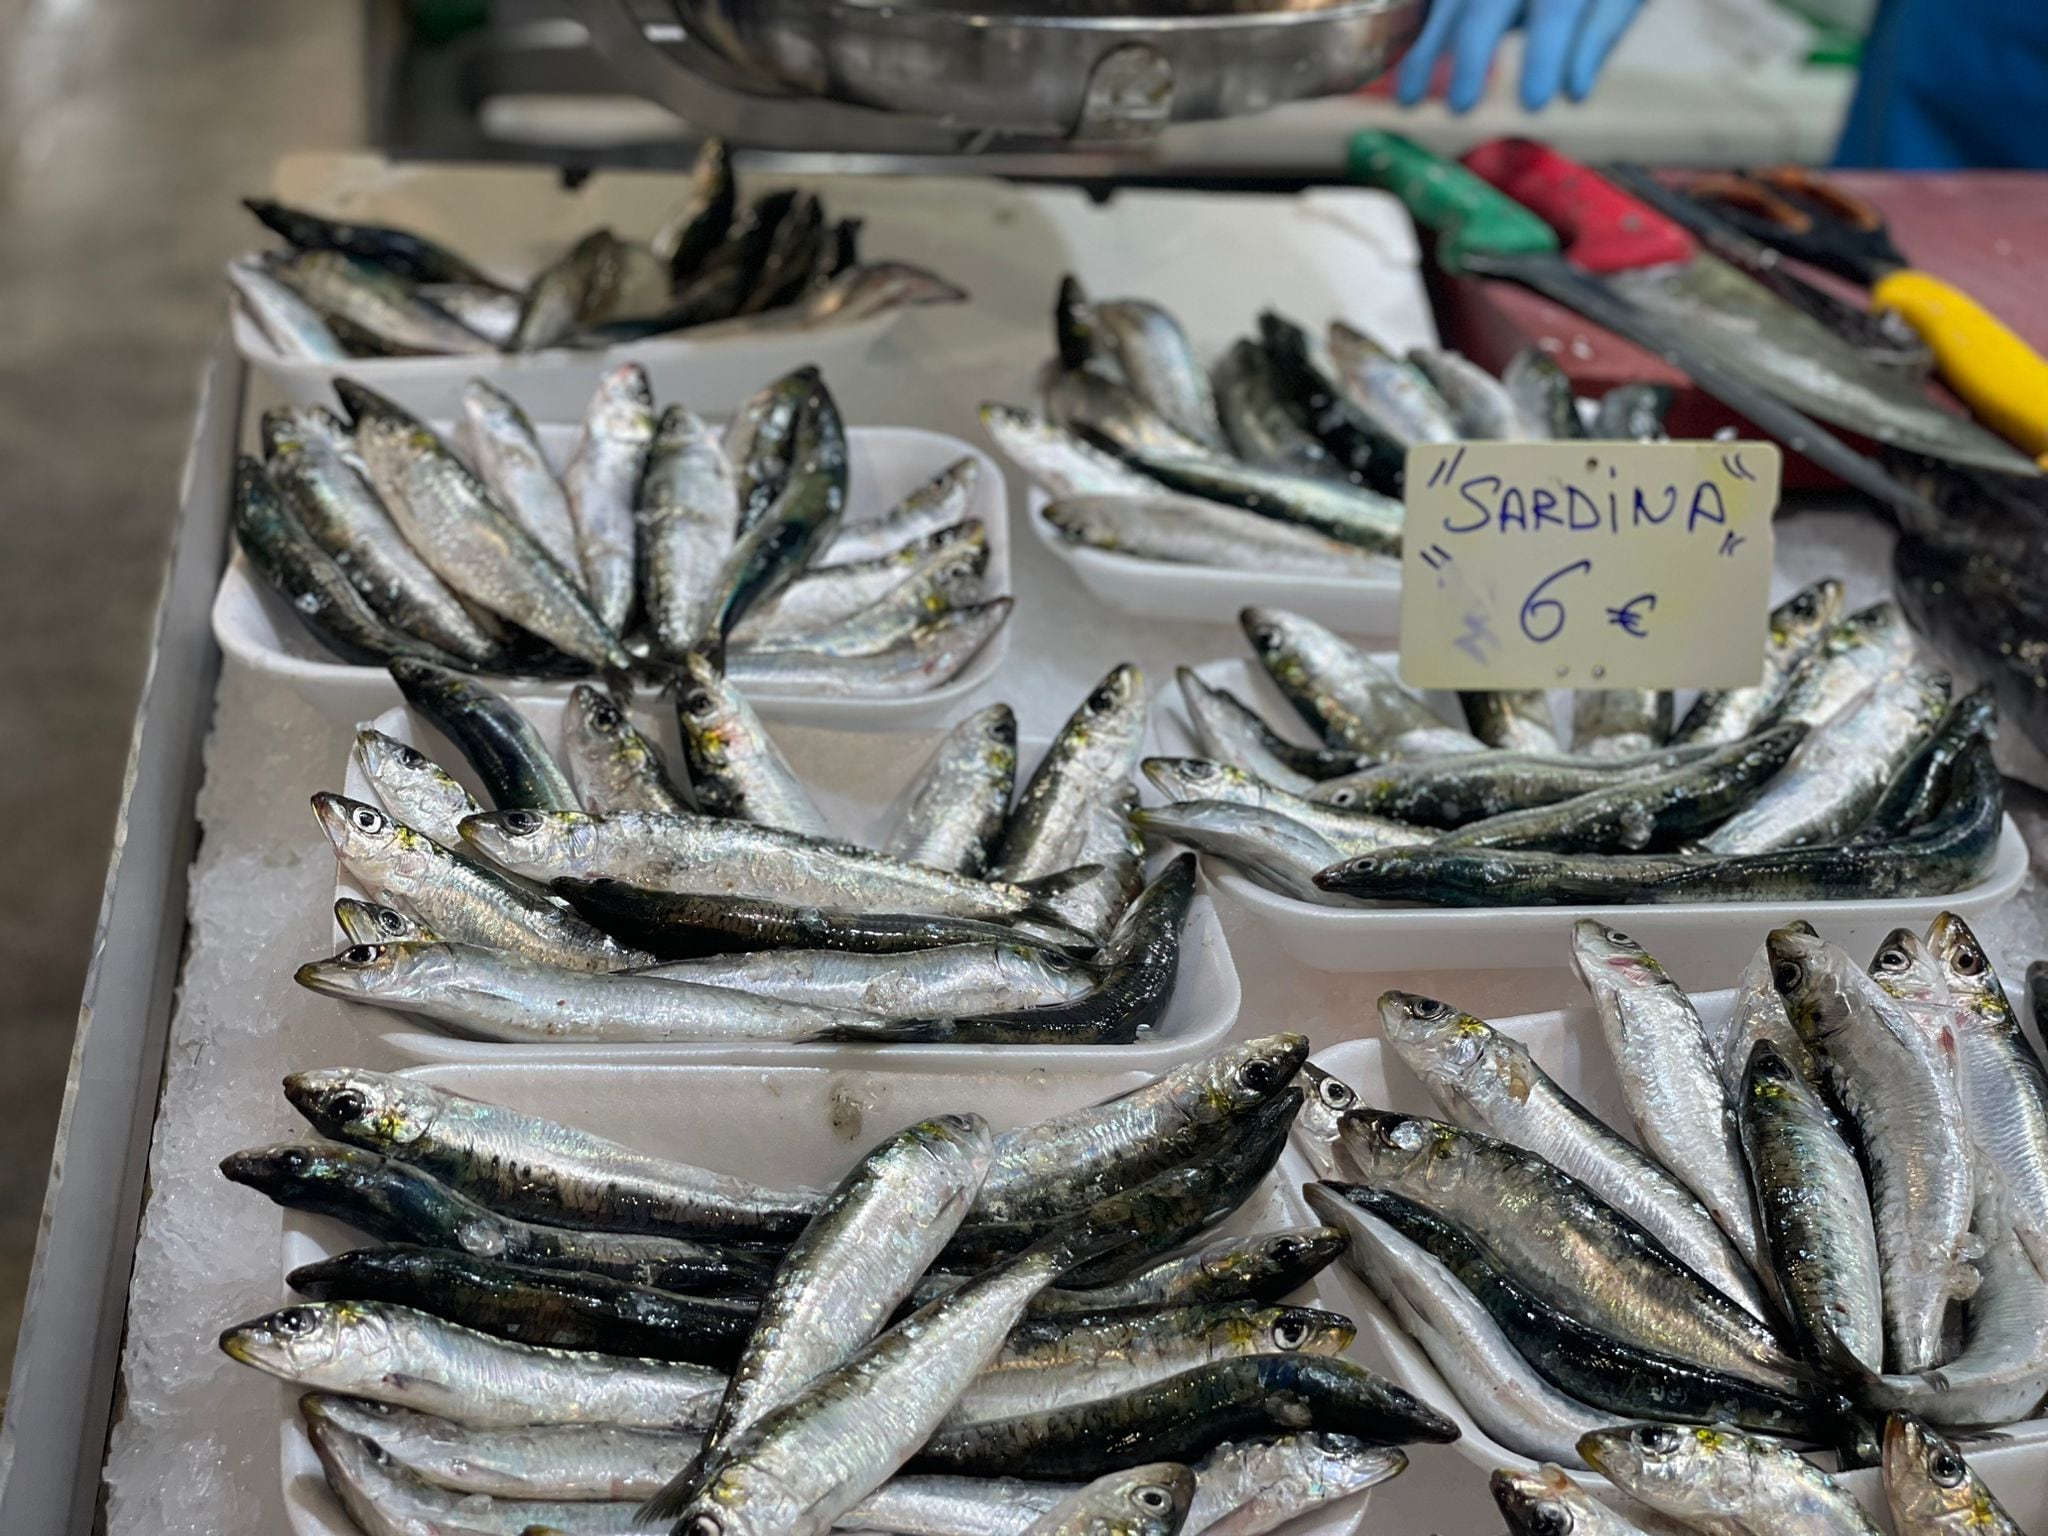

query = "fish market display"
[1139, 589, 2005, 909]
[236, 364, 1008, 696]
[300, 665, 1211, 1047]
[233, 143, 963, 360]
[1001, 281, 1668, 583]
[217, 1041, 1447, 1536]
[1298, 913, 2048, 1499]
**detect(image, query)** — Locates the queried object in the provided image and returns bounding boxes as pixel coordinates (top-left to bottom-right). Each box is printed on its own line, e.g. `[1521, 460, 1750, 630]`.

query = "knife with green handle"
[1346, 129, 1948, 532]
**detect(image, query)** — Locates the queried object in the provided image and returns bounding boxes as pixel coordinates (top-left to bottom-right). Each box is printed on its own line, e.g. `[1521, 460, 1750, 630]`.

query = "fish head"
[969, 700, 1019, 761]
[1831, 600, 1900, 658]
[675, 650, 756, 773]
[1142, 757, 1248, 804]
[1883, 1416, 1989, 1532]
[1567, 919, 1666, 992]
[1061, 663, 1145, 773]
[1578, 1423, 1742, 1514]
[313, 792, 404, 859]
[1334, 1109, 1454, 1187]
[1087, 1463, 1197, 1536]
[1201, 1226, 1346, 1295]
[1375, 993, 1512, 1114]
[1248, 1304, 1356, 1357]
[668, 1462, 806, 1536]
[1296, 1063, 1360, 1161]
[295, 940, 456, 1007]
[1289, 1434, 1405, 1496]
[1928, 911, 2001, 1010]
[897, 1113, 996, 1187]
[1770, 578, 1846, 653]
[1490, 1464, 1597, 1536]
[353, 727, 452, 793]
[297, 1393, 402, 1438]
[284, 1066, 443, 1150]
[459, 808, 596, 871]
[222, 1302, 373, 1380]
[219, 1138, 382, 1200]
[333, 898, 432, 946]
[1191, 1034, 1311, 1121]
[1766, 927, 1849, 1043]
[1870, 926, 1946, 1005]
[1239, 607, 1307, 683]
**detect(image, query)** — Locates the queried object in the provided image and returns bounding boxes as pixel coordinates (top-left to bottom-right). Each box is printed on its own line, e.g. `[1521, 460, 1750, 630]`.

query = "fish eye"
[277, 1146, 312, 1174]
[342, 945, 382, 965]
[1953, 942, 1985, 977]
[1638, 1425, 1684, 1457]
[1185, 761, 1217, 780]
[501, 810, 544, 835]
[276, 1307, 318, 1336]
[1773, 959, 1805, 993]
[327, 1089, 368, 1123]
[1929, 1447, 1968, 1487]
[1317, 1076, 1354, 1110]
[1266, 1235, 1306, 1263]
[590, 698, 622, 730]
[1527, 1505, 1573, 1536]
[351, 806, 386, 833]
[683, 688, 715, 717]
[1087, 683, 1118, 713]
[1791, 592, 1817, 617]
[1132, 1485, 1174, 1514]
[1240, 1057, 1281, 1093]
[1272, 1317, 1312, 1350]
[393, 743, 428, 768]
[1411, 997, 1451, 1019]
[376, 908, 409, 936]
[685, 1516, 724, 1536]
[1603, 927, 1633, 946]
[1876, 946, 1908, 972]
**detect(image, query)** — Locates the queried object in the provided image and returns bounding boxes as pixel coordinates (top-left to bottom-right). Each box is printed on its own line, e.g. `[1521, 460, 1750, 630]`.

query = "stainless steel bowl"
[587, 0, 1424, 148]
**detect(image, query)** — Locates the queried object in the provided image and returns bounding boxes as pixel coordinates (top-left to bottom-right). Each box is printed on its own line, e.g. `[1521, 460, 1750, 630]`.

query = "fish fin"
[1016, 864, 1109, 938]
[632, 1445, 710, 1527]
[1032, 1213, 1138, 1281]
[807, 1016, 956, 1044]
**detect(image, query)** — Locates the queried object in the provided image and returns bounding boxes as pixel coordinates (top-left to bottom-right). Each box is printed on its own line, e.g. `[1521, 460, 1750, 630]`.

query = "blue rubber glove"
[1396, 0, 1649, 113]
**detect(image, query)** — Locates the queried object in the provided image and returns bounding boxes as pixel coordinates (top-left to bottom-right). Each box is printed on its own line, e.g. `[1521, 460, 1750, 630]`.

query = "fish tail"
[1016, 864, 1110, 939]
[632, 1444, 710, 1527]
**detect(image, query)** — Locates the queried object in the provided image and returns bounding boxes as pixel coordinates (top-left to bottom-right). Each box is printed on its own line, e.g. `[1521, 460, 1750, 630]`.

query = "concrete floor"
[0, 0, 360, 1394]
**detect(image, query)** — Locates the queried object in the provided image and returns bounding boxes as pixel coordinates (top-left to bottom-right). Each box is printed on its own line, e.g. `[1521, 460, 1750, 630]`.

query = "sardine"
[1128, 456, 1403, 555]
[1325, 322, 1459, 447]
[354, 727, 484, 848]
[1018, 1464, 1195, 1536]
[704, 379, 850, 637]
[1132, 800, 1352, 907]
[740, 523, 985, 643]
[334, 897, 440, 945]
[1255, 312, 1406, 493]
[673, 649, 829, 836]
[1708, 924, 1820, 1100]
[1140, 759, 1429, 856]
[1407, 348, 1522, 438]
[652, 139, 736, 284]
[728, 598, 1012, 699]
[1184, 1433, 1403, 1536]
[1492, 1465, 1661, 1536]
[883, 704, 1016, 877]
[1570, 920, 1765, 1273]
[1214, 338, 1349, 479]
[1041, 494, 1392, 575]
[991, 665, 1146, 883]
[1241, 607, 1480, 757]
[1592, 383, 1675, 442]
[269, 249, 493, 354]
[1856, 687, 1997, 840]
[1175, 669, 1365, 792]
[1581, 1422, 1882, 1536]
[822, 457, 982, 565]
[736, 537, 986, 660]
[461, 379, 583, 577]
[1768, 601, 1917, 732]
[283, 1066, 817, 1242]
[1047, 368, 1213, 462]
[1676, 580, 1845, 745]
[563, 363, 654, 633]
[725, 367, 813, 532]
[982, 404, 1160, 500]
[245, 196, 499, 286]
[1093, 298, 1225, 449]
[422, 282, 521, 346]
[229, 257, 347, 359]
[1882, 1415, 2029, 1535]
[641, 941, 1096, 1017]
[640, 406, 741, 661]
[949, 1227, 1345, 1319]
[561, 685, 687, 816]
[390, 657, 580, 811]
[1502, 348, 1584, 438]
[1312, 740, 1722, 825]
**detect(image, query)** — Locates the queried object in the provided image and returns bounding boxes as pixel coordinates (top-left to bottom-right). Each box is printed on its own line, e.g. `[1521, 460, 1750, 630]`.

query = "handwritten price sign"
[1397, 440, 1780, 690]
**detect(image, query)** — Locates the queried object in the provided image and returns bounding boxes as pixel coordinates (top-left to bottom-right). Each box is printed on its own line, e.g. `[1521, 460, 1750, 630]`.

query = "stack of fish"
[1493, 1416, 2031, 1536]
[215, 1040, 1458, 1535]
[227, 140, 964, 360]
[1297, 912, 2048, 1484]
[235, 362, 1009, 695]
[989, 279, 1670, 577]
[1137, 585, 2004, 907]
[298, 660, 1205, 1047]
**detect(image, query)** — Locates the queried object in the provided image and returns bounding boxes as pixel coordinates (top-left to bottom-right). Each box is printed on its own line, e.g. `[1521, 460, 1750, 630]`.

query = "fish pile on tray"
[214, 1040, 1455, 1536]
[1489, 1417, 2028, 1536]
[228, 141, 964, 360]
[1300, 914, 2048, 1477]
[235, 362, 1008, 694]
[298, 661, 1203, 1046]
[1138, 585, 2004, 908]
[986, 277, 1670, 577]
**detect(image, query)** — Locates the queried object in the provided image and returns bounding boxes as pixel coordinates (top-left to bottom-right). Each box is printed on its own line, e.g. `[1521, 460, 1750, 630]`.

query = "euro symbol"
[1607, 593, 1656, 638]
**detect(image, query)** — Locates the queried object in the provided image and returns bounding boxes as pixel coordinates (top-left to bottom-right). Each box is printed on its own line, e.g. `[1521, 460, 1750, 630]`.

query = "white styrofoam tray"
[1024, 486, 1401, 641]
[1283, 994, 2048, 1529]
[1154, 656, 2028, 980]
[231, 299, 912, 424]
[325, 696, 1240, 1069]
[272, 1057, 1384, 1536]
[214, 421, 1010, 731]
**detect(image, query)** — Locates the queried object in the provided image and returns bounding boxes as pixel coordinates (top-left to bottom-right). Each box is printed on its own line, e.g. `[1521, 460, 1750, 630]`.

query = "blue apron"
[1836, 0, 2048, 169]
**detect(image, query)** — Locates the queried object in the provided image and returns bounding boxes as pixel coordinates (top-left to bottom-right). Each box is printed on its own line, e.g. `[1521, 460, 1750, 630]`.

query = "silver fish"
[283, 1066, 817, 1241]
[1459, 690, 1562, 754]
[1018, 1463, 1196, 1536]
[1325, 322, 1458, 446]
[655, 1117, 993, 1516]
[1047, 368, 1213, 461]
[673, 650, 830, 836]
[725, 600, 1012, 699]
[1491, 1465, 1661, 1536]
[1184, 1434, 1404, 1536]
[1883, 1415, 2031, 1535]
[224, 1302, 723, 1428]
[738, 523, 986, 644]
[1708, 925, 1820, 1100]
[1502, 347, 1582, 438]
[1702, 666, 1950, 854]
[263, 406, 500, 665]
[343, 383, 630, 672]
[1378, 991, 1769, 1321]
[640, 942, 1095, 1016]
[1311, 1186, 1613, 1467]
[1571, 920, 1765, 1275]
[1042, 494, 1394, 575]
[1773, 927, 1977, 1371]
[1572, 690, 1672, 758]
[354, 727, 483, 848]
[1130, 455, 1403, 555]
[884, 703, 1017, 877]
[1240, 607, 1483, 758]
[1582, 1423, 1883, 1536]
[991, 665, 1147, 883]
[1139, 758, 1429, 857]
[821, 457, 982, 565]
[1407, 348, 1522, 438]
[1213, 338, 1347, 480]
[461, 379, 583, 578]
[560, 685, 687, 816]
[1929, 912, 2048, 1278]
[981, 404, 1160, 500]
[333, 896, 440, 945]
[1130, 800, 1352, 906]
[314, 793, 647, 971]
[458, 804, 1097, 933]
[640, 405, 741, 661]
[270, 249, 493, 355]
[738, 537, 986, 660]
[1174, 669, 1363, 795]
[297, 939, 885, 1044]
[1092, 298, 1225, 449]
[1675, 580, 1845, 745]
[564, 363, 655, 633]
[228, 256, 347, 361]
[1768, 600, 1916, 732]
[422, 282, 521, 346]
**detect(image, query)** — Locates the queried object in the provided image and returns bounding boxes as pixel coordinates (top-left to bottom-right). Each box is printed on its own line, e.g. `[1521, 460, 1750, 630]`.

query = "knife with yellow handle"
[1873, 270, 2048, 464]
